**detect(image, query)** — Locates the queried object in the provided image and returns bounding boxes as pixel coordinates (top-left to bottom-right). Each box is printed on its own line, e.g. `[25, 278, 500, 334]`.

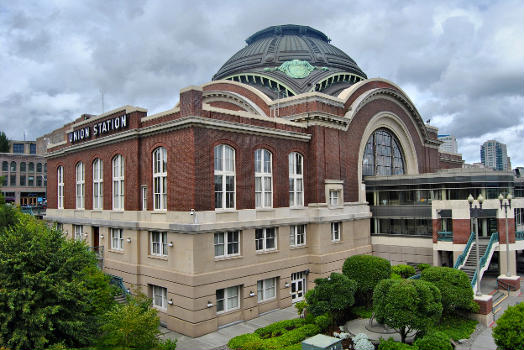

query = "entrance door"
[291, 272, 306, 302]
[93, 227, 99, 249]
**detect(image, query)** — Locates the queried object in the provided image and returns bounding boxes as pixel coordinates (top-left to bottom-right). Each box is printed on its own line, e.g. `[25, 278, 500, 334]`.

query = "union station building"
[44, 25, 524, 336]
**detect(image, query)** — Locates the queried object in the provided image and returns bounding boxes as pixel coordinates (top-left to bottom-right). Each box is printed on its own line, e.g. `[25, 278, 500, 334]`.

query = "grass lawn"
[434, 314, 477, 341]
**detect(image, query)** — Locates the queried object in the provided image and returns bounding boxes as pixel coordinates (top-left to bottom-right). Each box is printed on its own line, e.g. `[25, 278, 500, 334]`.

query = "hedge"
[378, 338, 418, 350]
[492, 302, 524, 350]
[413, 331, 452, 350]
[392, 264, 416, 279]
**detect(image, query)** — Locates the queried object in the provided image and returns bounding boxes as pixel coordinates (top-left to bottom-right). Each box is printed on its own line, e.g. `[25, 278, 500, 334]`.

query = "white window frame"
[151, 231, 168, 256]
[329, 189, 340, 206]
[214, 231, 240, 258]
[93, 158, 103, 210]
[331, 222, 341, 241]
[289, 152, 304, 207]
[214, 144, 235, 210]
[112, 155, 124, 210]
[111, 228, 124, 250]
[151, 285, 167, 311]
[57, 166, 64, 209]
[255, 149, 273, 208]
[216, 286, 240, 313]
[255, 227, 277, 252]
[75, 162, 84, 209]
[141, 185, 147, 211]
[290, 225, 306, 247]
[153, 147, 167, 211]
[257, 277, 276, 302]
[73, 224, 83, 241]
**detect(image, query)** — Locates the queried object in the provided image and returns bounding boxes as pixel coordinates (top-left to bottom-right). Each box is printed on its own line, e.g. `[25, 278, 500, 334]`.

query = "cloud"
[0, 0, 522, 167]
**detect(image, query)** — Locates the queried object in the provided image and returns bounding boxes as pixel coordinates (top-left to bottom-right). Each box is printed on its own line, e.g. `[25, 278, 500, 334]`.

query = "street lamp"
[468, 193, 484, 296]
[498, 193, 512, 277]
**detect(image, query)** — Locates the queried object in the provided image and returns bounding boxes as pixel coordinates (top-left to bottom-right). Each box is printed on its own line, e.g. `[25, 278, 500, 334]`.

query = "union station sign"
[68, 114, 128, 144]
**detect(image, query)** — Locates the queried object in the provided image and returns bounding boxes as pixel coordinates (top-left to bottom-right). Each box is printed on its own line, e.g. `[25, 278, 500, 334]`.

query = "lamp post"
[468, 193, 484, 296]
[498, 193, 512, 277]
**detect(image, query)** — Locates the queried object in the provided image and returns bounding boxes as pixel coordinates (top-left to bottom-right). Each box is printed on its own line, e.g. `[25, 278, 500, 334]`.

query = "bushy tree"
[342, 254, 391, 305]
[305, 272, 357, 324]
[414, 331, 452, 350]
[0, 191, 17, 229]
[0, 131, 9, 153]
[420, 266, 477, 314]
[373, 279, 442, 343]
[0, 212, 115, 349]
[492, 302, 524, 350]
[392, 264, 416, 279]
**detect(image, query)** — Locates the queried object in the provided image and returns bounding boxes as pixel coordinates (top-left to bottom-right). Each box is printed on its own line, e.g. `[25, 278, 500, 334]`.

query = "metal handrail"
[454, 231, 475, 269]
[437, 231, 453, 241]
[110, 275, 130, 296]
[471, 232, 499, 288]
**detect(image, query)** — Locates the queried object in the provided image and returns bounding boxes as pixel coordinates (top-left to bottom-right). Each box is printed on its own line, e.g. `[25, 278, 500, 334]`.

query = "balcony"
[437, 231, 453, 242]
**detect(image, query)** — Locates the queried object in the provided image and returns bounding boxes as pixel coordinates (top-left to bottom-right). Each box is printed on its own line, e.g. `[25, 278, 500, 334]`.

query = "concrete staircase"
[459, 239, 490, 281]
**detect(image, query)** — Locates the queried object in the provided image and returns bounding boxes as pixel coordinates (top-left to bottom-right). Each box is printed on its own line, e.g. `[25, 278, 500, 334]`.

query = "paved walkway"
[159, 306, 297, 350]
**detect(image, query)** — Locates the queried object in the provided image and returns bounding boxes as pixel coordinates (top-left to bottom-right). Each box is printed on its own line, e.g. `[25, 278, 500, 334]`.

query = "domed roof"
[213, 24, 367, 99]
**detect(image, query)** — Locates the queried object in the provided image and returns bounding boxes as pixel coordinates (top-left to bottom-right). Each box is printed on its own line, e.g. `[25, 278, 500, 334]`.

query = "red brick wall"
[497, 218, 515, 243]
[432, 219, 441, 243]
[453, 219, 471, 244]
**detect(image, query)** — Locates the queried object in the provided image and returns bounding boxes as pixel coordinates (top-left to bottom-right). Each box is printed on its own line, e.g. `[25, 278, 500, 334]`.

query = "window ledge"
[91, 210, 103, 213]
[328, 205, 344, 209]
[258, 297, 277, 304]
[290, 245, 307, 250]
[290, 206, 306, 210]
[148, 255, 168, 261]
[215, 209, 237, 213]
[255, 208, 274, 212]
[108, 249, 124, 254]
[111, 210, 125, 213]
[256, 249, 279, 255]
[331, 240, 342, 244]
[74, 209, 85, 212]
[151, 211, 167, 215]
[216, 307, 240, 315]
[214, 254, 242, 261]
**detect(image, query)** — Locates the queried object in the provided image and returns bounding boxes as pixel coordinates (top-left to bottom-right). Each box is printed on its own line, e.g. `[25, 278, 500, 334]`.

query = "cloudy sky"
[1, 0, 522, 166]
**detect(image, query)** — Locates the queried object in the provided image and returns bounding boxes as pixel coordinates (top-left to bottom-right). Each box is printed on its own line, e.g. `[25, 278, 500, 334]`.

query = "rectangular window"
[10, 174, 16, 186]
[289, 152, 304, 207]
[214, 231, 239, 257]
[255, 227, 277, 252]
[13, 143, 24, 153]
[514, 208, 523, 231]
[255, 149, 273, 208]
[290, 225, 306, 247]
[111, 228, 123, 250]
[151, 231, 168, 256]
[30, 144, 36, 154]
[76, 162, 85, 209]
[329, 190, 340, 206]
[331, 222, 341, 241]
[151, 285, 167, 310]
[214, 145, 235, 209]
[57, 167, 64, 209]
[28, 175, 34, 186]
[112, 155, 125, 210]
[216, 286, 240, 313]
[36, 176, 42, 187]
[141, 186, 147, 211]
[93, 159, 103, 210]
[441, 218, 453, 232]
[257, 277, 276, 302]
[73, 225, 83, 241]
[19, 175, 26, 186]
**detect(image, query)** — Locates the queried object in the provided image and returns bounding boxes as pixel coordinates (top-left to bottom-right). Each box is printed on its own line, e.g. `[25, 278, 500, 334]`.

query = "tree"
[0, 131, 8, 153]
[305, 272, 357, 324]
[420, 266, 477, 315]
[0, 212, 115, 349]
[0, 191, 17, 229]
[373, 279, 442, 343]
[342, 255, 391, 305]
[492, 302, 524, 350]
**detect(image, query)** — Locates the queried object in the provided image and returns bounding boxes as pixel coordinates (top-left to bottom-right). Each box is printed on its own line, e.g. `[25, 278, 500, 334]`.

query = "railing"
[110, 275, 130, 296]
[437, 231, 453, 241]
[497, 278, 517, 292]
[516, 231, 524, 241]
[454, 231, 475, 269]
[471, 232, 499, 292]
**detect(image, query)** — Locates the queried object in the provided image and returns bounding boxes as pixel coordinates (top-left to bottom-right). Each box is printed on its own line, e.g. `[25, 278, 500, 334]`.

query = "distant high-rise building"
[438, 134, 458, 154]
[480, 140, 510, 171]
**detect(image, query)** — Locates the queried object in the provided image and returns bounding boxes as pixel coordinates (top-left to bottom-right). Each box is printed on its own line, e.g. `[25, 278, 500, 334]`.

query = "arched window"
[20, 162, 26, 172]
[362, 129, 405, 176]
[76, 162, 85, 209]
[112, 155, 124, 210]
[2, 161, 7, 172]
[93, 158, 103, 210]
[36, 163, 42, 172]
[288, 152, 304, 207]
[57, 166, 64, 209]
[10, 161, 16, 172]
[255, 149, 272, 208]
[214, 144, 235, 209]
[153, 147, 167, 210]
[28, 162, 34, 172]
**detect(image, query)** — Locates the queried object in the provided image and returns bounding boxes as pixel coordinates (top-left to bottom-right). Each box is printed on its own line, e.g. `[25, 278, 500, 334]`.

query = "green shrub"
[378, 338, 418, 350]
[391, 272, 402, 280]
[413, 331, 452, 350]
[392, 265, 416, 279]
[295, 300, 307, 317]
[420, 267, 476, 314]
[342, 255, 391, 305]
[156, 338, 178, 350]
[254, 319, 305, 338]
[434, 315, 477, 340]
[282, 343, 302, 350]
[304, 312, 315, 324]
[351, 305, 373, 319]
[228, 333, 262, 350]
[492, 302, 524, 350]
[264, 324, 320, 349]
[314, 314, 331, 332]
[417, 263, 430, 272]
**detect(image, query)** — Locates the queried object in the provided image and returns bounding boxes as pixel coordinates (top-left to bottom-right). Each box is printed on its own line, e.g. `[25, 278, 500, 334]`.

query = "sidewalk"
[159, 306, 297, 350]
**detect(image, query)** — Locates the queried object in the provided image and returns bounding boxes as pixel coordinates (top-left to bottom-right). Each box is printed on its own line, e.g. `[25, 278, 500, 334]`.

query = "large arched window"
[57, 166, 64, 209]
[75, 162, 85, 209]
[153, 147, 167, 210]
[214, 144, 235, 209]
[37, 163, 42, 172]
[93, 158, 103, 210]
[10, 161, 16, 172]
[289, 152, 304, 207]
[255, 149, 272, 208]
[362, 129, 405, 176]
[112, 155, 124, 210]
